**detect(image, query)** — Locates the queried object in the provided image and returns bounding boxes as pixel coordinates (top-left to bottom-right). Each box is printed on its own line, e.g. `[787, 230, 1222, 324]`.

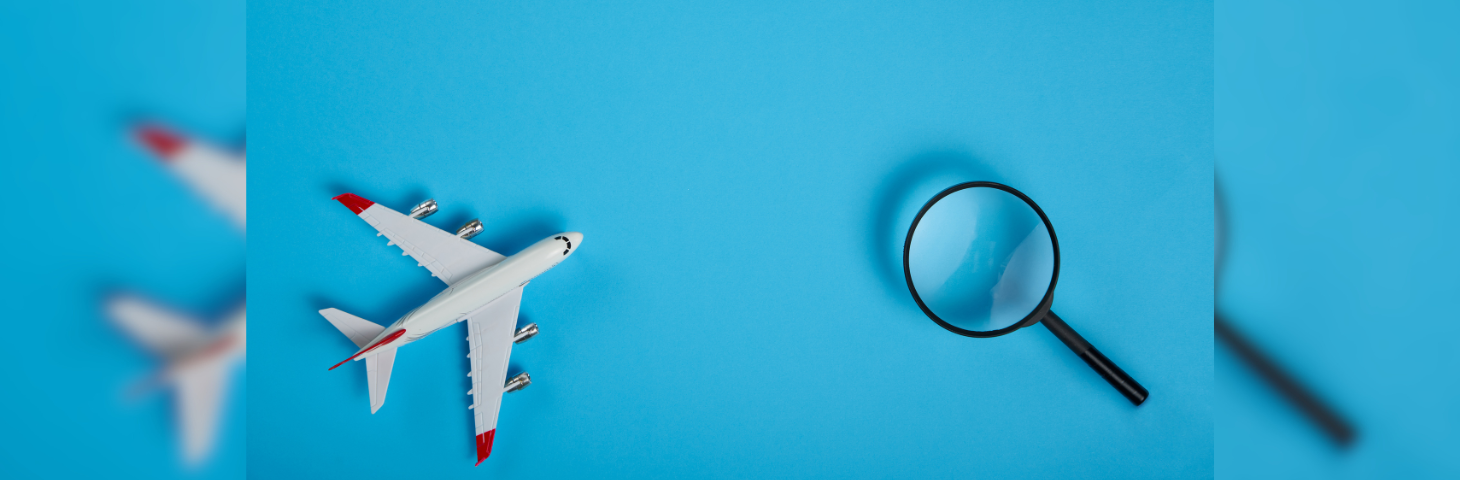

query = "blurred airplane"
[322, 193, 579, 465]
[134, 124, 246, 230]
[108, 297, 246, 465]
[106, 123, 248, 466]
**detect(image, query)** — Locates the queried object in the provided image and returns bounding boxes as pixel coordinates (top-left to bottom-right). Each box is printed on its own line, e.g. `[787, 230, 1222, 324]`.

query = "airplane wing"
[136, 125, 247, 230]
[334, 193, 505, 285]
[174, 358, 231, 465]
[107, 295, 210, 359]
[466, 286, 524, 465]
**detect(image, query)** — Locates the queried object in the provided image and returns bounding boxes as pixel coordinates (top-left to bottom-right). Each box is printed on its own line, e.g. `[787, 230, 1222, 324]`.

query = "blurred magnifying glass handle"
[1214, 314, 1356, 447]
[1042, 311, 1149, 406]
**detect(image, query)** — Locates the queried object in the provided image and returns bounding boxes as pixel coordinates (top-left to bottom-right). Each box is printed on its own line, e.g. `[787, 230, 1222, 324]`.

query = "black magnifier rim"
[902, 181, 1061, 338]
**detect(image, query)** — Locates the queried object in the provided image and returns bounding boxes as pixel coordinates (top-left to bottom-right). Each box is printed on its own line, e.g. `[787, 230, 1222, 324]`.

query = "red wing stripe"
[475, 430, 495, 466]
[135, 125, 186, 160]
[332, 193, 376, 215]
[328, 329, 405, 370]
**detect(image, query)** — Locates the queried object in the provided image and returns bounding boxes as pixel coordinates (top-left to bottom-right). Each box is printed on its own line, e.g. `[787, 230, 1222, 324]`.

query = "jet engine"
[513, 323, 538, 344]
[409, 199, 438, 219]
[504, 372, 531, 393]
[456, 219, 483, 240]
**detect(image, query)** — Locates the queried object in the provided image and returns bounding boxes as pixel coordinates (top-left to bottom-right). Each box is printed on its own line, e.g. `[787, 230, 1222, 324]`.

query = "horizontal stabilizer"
[319, 308, 384, 348]
[320, 308, 399, 412]
[366, 347, 397, 413]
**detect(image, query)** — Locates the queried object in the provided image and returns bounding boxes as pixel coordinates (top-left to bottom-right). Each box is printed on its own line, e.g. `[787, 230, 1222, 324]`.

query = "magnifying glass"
[903, 181, 1148, 405]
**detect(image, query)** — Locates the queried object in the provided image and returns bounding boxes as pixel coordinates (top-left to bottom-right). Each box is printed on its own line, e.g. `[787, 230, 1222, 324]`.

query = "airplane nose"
[566, 232, 583, 249]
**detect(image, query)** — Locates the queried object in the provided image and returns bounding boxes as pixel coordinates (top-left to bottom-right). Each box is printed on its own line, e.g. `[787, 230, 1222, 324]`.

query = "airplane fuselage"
[356, 232, 581, 358]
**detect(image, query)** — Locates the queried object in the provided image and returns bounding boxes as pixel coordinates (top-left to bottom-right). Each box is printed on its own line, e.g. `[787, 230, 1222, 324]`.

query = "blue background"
[250, 1, 1211, 478]
[1217, 0, 1460, 478]
[0, 1, 245, 479]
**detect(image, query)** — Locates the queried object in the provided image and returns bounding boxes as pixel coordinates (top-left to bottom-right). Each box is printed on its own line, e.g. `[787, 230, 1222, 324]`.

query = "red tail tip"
[135, 125, 186, 160]
[333, 193, 375, 215]
[475, 430, 495, 465]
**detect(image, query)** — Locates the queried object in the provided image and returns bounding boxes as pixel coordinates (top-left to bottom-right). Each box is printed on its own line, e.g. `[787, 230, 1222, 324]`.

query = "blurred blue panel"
[249, 1, 1211, 478]
[0, 0, 244, 478]
[1218, 0, 1460, 477]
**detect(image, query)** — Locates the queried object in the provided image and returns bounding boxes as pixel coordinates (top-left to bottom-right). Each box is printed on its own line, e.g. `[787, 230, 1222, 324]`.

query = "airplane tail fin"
[319, 308, 396, 413]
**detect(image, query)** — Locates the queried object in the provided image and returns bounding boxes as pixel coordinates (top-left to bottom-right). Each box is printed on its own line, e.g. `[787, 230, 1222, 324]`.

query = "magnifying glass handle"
[1214, 314, 1355, 446]
[1041, 311, 1148, 406]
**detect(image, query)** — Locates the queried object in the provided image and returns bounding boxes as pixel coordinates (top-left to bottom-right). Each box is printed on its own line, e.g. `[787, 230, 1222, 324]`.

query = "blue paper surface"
[0, 1, 246, 479]
[1217, 0, 1460, 478]
[248, 1, 1212, 478]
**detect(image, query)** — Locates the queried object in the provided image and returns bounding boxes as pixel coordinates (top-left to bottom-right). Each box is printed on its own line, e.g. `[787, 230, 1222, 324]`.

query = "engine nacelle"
[456, 219, 483, 240]
[409, 199, 438, 219]
[504, 372, 531, 393]
[513, 323, 538, 344]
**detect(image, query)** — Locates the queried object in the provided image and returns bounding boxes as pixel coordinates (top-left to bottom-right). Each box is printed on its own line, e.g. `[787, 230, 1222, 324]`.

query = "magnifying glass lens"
[907, 187, 1055, 332]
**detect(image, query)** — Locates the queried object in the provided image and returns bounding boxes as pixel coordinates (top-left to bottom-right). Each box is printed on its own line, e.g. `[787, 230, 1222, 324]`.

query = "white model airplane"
[135, 124, 246, 229]
[112, 123, 248, 466]
[322, 193, 582, 465]
[108, 297, 247, 466]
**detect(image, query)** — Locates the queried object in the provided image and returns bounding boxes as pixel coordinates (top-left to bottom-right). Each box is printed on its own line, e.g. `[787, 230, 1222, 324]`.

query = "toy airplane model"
[106, 124, 247, 466]
[322, 193, 582, 465]
[107, 297, 246, 465]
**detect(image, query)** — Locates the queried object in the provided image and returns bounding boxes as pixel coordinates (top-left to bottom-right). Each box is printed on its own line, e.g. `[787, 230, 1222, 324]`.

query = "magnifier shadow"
[868, 150, 1003, 311]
